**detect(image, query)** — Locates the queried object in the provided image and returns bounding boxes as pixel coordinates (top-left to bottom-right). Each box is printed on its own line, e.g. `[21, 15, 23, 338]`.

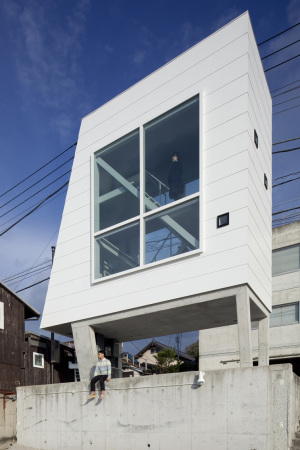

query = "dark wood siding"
[0, 285, 25, 391]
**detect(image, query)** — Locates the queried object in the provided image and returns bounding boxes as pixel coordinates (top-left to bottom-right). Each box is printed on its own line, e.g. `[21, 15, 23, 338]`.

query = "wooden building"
[0, 282, 76, 392]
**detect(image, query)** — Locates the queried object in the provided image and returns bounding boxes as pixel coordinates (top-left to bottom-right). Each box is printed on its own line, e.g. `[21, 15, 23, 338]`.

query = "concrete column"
[71, 323, 98, 381]
[258, 315, 269, 366]
[236, 288, 252, 367]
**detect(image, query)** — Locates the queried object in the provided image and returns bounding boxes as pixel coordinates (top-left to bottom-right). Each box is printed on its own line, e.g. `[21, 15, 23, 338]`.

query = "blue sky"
[0, 0, 299, 355]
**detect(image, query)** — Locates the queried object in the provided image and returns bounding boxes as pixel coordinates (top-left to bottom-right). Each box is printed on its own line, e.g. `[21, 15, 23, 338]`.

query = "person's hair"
[98, 349, 105, 356]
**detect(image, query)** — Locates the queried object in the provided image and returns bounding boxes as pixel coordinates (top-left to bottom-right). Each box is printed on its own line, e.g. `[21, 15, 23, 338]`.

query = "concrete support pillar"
[71, 323, 98, 381]
[258, 316, 269, 366]
[236, 288, 252, 367]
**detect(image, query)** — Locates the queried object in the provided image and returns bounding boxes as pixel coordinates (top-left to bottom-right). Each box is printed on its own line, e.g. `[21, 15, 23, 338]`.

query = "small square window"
[217, 213, 229, 228]
[254, 129, 258, 148]
[33, 352, 44, 369]
[264, 173, 268, 190]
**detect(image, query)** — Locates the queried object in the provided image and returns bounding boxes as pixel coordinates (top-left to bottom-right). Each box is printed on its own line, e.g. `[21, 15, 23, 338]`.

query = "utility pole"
[50, 246, 55, 384]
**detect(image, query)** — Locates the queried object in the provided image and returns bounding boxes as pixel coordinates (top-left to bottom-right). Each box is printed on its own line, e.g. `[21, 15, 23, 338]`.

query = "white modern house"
[41, 11, 272, 381]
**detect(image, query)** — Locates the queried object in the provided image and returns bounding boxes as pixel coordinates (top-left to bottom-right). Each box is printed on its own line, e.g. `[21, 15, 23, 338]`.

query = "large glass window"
[95, 222, 140, 279]
[94, 130, 140, 232]
[144, 96, 199, 211]
[272, 244, 300, 275]
[145, 199, 199, 264]
[93, 95, 200, 280]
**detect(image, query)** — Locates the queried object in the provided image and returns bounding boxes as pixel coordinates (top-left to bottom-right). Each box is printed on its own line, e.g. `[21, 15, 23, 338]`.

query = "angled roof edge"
[0, 281, 40, 319]
[135, 338, 195, 361]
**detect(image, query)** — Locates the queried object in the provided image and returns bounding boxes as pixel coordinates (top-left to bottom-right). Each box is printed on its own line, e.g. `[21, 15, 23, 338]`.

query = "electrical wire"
[272, 85, 300, 99]
[0, 181, 69, 237]
[272, 146, 300, 154]
[0, 156, 73, 209]
[264, 54, 300, 73]
[7, 266, 52, 286]
[273, 175, 300, 188]
[273, 137, 300, 145]
[273, 94, 300, 107]
[272, 206, 300, 216]
[270, 79, 300, 94]
[273, 103, 300, 115]
[0, 169, 71, 219]
[273, 170, 300, 182]
[258, 22, 300, 46]
[3, 260, 52, 282]
[261, 39, 300, 60]
[15, 277, 50, 293]
[0, 189, 67, 230]
[0, 142, 76, 199]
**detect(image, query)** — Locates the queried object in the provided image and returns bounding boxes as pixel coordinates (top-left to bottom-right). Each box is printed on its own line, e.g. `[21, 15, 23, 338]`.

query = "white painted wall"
[41, 11, 272, 333]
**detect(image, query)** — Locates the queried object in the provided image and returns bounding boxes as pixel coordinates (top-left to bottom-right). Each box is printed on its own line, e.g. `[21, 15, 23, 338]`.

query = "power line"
[264, 54, 300, 73]
[3, 260, 52, 282]
[0, 142, 76, 199]
[272, 146, 300, 154]
[273, 175, 300, 188]
[0, 182, 69, 237]
[16, 277, 50, 293]
[0, 156, 73, 209]
[270, 79, 300, 94]
[273, 94, 300, 107]
[258, 22, 300, 46]
[0, 169, 71, 219]
[273, 170, 300, 181]
[0, 188, 67, 231]
[272, 206, 300, 216]
[273, 137, 300, 146]
[272, 85, 300, 99]
[261, 39, 300, 60]
[273, 104, 300, 115]
[7, 266, 52, 286]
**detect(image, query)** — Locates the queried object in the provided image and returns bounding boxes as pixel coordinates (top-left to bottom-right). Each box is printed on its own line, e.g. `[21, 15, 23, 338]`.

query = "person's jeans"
[91, 375, 108, 392]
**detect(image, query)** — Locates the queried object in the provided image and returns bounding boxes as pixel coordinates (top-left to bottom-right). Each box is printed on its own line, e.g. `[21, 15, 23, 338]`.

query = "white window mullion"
[140, 125, 145, 267]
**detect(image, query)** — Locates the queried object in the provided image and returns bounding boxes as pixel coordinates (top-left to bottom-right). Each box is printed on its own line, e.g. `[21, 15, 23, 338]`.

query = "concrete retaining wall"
[16, 365, 298, 450]
[0, 394, 16, 448]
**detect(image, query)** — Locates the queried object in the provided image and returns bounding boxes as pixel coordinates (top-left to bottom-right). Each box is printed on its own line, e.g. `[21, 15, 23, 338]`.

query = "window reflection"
[144, 96, 199, 211]
[145, 199, 199, 264]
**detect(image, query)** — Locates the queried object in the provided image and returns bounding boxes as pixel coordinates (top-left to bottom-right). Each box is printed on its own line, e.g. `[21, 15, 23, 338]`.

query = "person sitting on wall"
[168, 152, 184, 201]
[88, 349, 111, 400]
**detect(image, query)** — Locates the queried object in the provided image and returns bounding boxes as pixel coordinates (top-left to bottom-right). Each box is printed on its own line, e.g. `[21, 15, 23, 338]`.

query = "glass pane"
[272, 244, 300, 275]
[94, 130, 140, 232]
[145, 199, 199, 264]
[95, 222, 139, 279]
[144, 96, 199, 211]
[270, 303, 299, 327]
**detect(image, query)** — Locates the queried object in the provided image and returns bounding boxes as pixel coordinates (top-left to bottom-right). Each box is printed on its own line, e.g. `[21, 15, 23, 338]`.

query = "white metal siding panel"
[42, 12, 272, 330]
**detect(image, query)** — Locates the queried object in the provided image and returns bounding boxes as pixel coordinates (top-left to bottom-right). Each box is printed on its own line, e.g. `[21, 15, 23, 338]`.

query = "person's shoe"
[100, 393, 104, 399]
[87, 394, 95, 400]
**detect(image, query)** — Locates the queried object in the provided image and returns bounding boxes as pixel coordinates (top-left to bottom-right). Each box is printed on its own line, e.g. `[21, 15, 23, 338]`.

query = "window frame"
[33, 352, 45, 369]
[272, 243, 300, 276]
[92, 93, 203, 283]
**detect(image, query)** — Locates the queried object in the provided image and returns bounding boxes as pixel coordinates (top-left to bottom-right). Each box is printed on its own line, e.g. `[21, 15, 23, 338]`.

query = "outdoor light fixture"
[217, 212, 229, 228]
[254, 129, 258, 148]
[264, 173, 268, 190]
[197, 371, 205, 386]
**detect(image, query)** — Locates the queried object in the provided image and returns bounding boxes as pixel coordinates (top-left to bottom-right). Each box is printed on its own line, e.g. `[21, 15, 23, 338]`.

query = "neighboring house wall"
[0, 284, 26, 392]
[199, 221, 300, 371]
[23, 333, 76, 385]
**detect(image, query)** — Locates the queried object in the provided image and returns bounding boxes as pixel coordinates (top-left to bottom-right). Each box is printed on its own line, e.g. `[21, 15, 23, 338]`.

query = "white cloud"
[133, 50, 146, 66]
[287, 0, 300, 24]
